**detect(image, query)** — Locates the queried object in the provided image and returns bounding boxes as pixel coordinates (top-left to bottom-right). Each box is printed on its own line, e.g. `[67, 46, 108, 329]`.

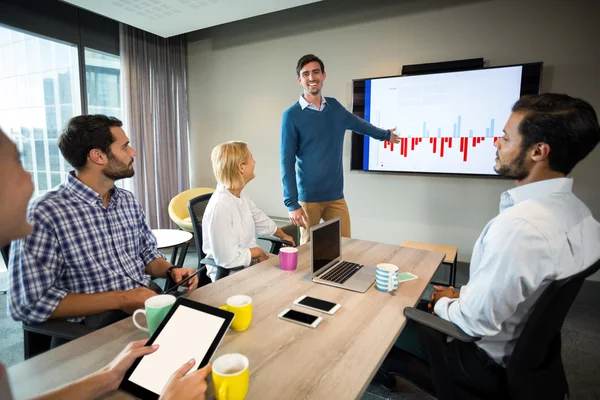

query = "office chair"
[188, 193, 292, 284]
[1, 245, 9, 266]
[168, 187, 215, 232]
[388, 258, 600, 400]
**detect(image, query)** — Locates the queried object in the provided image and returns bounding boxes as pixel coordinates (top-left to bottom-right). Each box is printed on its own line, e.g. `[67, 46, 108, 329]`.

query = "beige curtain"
[120, 24, 190, 228]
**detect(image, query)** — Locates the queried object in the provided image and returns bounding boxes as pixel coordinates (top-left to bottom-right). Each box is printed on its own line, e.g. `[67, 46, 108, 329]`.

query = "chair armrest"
[23, 320, 96, 341]
[257, 235, 293, 246]
[200, 257, 218, 267]
[403, 307, 480, 343]
[201, 258, 244, 271]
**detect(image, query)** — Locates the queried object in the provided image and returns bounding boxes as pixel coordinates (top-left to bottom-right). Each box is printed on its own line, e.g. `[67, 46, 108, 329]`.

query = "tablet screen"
[127, 303, 228, 395]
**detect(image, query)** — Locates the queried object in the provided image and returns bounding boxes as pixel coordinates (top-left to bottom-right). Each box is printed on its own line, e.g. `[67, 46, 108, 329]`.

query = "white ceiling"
[63, 0, 322, 38]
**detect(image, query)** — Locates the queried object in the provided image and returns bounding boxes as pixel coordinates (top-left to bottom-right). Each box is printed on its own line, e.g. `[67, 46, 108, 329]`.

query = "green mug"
[132, 294, 176, 335]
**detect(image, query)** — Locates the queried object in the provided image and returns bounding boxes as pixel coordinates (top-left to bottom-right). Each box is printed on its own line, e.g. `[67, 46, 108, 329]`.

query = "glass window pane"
[35, 140, 47, 171]
[36, 172, 48, 191]
[0, 25, 81, 199]
[48, 140, 60, 171]
[85, 48, 128, 191]
[85, 48, 121, 119]
[21, 139, 34, 171]
[46, 106, 58, 139]
[51, 172, 63, 188]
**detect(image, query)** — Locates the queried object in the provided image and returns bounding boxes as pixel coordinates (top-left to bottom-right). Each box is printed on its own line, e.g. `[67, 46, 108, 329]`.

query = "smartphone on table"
[293, 295, 341, 315]
[277, 308, 323, 328]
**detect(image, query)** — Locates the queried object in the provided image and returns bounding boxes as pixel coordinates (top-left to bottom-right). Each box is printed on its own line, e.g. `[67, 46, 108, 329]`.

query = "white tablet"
[120, 298, 234, 399]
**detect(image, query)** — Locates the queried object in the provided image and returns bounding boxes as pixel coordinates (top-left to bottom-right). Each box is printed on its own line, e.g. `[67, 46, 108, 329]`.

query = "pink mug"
[279, 247, 298, 271]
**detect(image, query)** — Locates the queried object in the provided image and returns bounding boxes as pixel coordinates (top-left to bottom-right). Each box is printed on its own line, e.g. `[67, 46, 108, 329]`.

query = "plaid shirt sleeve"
[136, 202, 164, 267]
[8, 215, 68, 324]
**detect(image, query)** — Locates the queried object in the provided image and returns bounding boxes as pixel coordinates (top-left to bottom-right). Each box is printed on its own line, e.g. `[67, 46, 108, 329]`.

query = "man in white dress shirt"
[378, 93, 600, 394]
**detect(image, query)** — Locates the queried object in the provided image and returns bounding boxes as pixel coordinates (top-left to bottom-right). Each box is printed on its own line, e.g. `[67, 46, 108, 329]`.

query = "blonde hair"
[211, 141, 251, 190]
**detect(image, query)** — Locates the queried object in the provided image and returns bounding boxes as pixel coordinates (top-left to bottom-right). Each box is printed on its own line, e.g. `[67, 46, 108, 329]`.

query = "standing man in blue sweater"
[281, 54, 400, 244]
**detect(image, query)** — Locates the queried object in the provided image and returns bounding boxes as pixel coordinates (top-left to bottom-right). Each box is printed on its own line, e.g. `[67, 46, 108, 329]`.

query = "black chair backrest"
[1, 243, 10, 266]
[188, 193, 213, 286]
[506, 258, 600, 399]
[188, 193, 213, 261]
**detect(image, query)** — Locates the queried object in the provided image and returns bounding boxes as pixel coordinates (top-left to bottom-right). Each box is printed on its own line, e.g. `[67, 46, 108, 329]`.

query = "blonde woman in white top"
[202, 141, 295, 282]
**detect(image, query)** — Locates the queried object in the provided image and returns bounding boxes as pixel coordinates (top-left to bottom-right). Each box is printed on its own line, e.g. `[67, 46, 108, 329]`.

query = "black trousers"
[380, 301, 506, 396]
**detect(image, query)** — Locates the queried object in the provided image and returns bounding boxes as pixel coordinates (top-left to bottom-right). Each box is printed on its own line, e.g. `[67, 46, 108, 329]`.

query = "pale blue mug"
[375, 263, 399, 292]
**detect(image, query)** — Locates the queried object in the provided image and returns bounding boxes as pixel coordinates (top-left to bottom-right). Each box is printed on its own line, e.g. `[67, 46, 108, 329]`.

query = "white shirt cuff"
[434, 296, 459, 321]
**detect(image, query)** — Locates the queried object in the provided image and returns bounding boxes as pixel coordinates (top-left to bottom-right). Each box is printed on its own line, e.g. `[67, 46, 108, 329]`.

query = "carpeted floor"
[1, 254, 599, 399]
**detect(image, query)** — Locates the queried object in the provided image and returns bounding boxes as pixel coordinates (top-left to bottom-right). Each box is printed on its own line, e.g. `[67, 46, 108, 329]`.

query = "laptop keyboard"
[319, 261, 364, 284]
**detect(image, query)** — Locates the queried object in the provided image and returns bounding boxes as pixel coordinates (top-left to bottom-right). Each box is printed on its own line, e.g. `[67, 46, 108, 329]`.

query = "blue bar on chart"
[489, 119, 495, 138]
[437, 128, 441, 138]
[423, 122, 428, 138]
[486, 128, 490, 137]
[457, 116, 462, 138]
[453, 124, 456, 138]
[469, 129, 473, 138]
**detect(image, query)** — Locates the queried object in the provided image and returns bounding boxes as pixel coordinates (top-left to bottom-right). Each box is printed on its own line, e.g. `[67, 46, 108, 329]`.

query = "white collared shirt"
[202, 184, 277, 281]
[299, 94, 327, 111]
[435, 178, 600, 366]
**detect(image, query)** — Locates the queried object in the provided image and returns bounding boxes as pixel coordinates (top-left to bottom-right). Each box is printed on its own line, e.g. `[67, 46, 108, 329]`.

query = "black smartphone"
[164, 268, 201, 294]
[293, 295, 341, 314]
[277, 308, 322, 328]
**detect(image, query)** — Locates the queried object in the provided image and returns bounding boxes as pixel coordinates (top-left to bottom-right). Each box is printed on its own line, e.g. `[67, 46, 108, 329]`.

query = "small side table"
[152, 229, 193, 267]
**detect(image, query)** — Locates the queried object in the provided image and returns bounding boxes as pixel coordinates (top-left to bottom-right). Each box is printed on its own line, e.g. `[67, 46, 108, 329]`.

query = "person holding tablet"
[0, 128, 211, 399]
[203, 141, 295, 281]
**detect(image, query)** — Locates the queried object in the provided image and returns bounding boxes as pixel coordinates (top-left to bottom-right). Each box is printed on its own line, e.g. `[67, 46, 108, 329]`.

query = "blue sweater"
[280, 97, 390, 211]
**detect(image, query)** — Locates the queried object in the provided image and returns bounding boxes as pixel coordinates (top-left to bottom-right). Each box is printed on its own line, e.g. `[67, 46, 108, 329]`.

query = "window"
[84, 48, 130, 192]
[0, 25, 127, 197]
[0, 25, 82, 199]
[85, 48, 121, 119]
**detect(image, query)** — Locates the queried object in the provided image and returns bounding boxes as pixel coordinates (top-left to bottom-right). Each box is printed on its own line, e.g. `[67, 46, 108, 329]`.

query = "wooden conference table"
[8, 238, 444, 400]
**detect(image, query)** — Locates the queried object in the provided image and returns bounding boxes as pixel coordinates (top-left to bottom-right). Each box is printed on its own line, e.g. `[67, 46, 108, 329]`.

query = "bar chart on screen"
[363, 66, 523, 175]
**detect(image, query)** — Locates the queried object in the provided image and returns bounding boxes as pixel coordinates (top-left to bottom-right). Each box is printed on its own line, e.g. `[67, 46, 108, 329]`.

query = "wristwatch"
[166, 265, 177, 279]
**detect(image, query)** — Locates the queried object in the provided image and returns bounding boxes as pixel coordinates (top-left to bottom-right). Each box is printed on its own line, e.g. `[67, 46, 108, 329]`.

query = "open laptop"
[310, 217, 376, 293]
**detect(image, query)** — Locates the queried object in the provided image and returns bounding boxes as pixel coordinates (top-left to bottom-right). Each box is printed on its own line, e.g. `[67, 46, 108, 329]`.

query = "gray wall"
[186, 0, 600, 279]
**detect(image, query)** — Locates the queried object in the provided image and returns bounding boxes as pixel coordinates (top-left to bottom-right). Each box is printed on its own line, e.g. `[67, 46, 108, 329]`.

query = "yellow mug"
[212, 353, 249, 400]
[219, 295, 252, 331]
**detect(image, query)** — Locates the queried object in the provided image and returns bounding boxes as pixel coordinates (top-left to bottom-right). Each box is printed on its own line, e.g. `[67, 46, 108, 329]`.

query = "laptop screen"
[312, 219, 341, 274]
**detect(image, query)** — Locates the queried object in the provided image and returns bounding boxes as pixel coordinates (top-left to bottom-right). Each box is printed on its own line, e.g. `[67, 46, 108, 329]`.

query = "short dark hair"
[512, 93, 600, 175]
[296, 54, 325, 77]
[58, 115, 123, 170]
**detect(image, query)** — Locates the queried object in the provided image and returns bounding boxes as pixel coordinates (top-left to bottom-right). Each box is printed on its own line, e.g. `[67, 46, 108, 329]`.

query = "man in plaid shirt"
[8, 115, 198, 325]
